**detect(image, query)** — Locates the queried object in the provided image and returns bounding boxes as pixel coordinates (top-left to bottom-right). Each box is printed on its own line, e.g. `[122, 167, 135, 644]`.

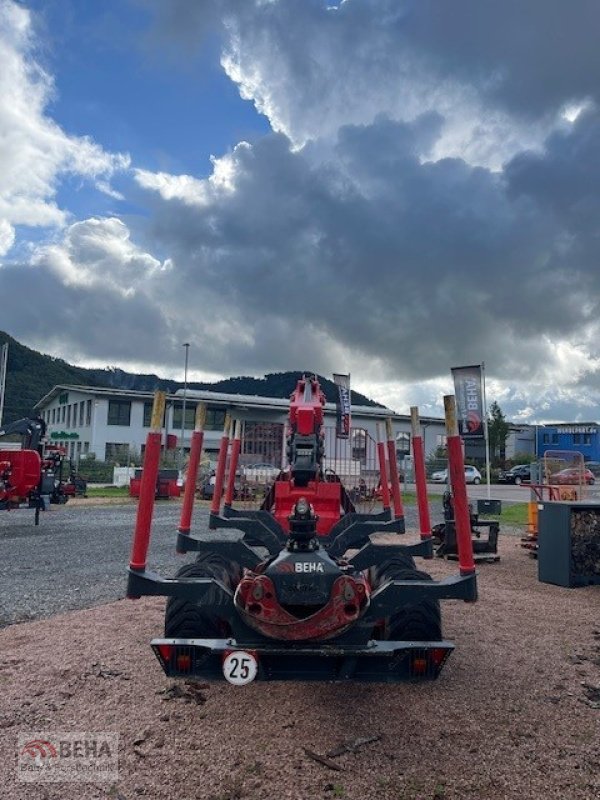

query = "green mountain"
[0, 331, 384, 424]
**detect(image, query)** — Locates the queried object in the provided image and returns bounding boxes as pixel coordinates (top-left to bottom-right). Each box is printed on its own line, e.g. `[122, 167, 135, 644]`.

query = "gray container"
[538, 502, 600, 587]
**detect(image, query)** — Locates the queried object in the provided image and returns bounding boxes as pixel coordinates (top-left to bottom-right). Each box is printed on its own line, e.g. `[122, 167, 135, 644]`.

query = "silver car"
[431, 465, 482, 484]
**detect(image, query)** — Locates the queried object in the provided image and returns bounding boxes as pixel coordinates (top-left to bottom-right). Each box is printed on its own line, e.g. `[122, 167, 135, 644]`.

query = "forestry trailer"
[127, 376, 477, 684]
[0, 417, 85, 523]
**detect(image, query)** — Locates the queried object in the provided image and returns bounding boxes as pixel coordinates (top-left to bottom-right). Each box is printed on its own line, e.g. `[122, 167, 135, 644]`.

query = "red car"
[549, 467, 595, 485]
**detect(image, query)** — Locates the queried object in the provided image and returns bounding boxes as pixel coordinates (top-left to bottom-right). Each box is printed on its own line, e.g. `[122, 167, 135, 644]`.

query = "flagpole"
[482, 361, 491, 499]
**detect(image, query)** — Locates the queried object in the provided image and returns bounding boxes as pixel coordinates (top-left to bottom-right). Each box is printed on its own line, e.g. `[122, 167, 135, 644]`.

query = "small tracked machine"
[127, 376, 477, 684]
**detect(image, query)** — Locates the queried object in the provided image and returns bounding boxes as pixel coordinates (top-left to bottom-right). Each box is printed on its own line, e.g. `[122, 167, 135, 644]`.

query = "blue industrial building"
[536, 423, 600, 462]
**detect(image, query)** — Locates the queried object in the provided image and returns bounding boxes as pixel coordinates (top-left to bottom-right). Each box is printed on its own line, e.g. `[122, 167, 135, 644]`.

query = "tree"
[488, 401, 510, 461]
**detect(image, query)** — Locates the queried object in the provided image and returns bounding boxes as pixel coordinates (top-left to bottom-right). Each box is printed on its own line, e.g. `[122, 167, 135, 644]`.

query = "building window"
[105, 442, 129, 462]
[86, 399, 92, 426]
[66, 405, 71, 428]
[79, 401, 85, 426]
[83, 442, 89, 454]
[61, 406, 66, 423]
[351, 429, 368, 464]
[543, 433, 549, 444]
[143, 401, 166, 428]
[107, 400, 131, 426]
[436, 434, 447, 448]
[552, 433, 559, 444]
[173, 404, 196, 431]
[396, 431, 411, 457]
[205, 408, 227, 431]
[584, 434, 592, 445]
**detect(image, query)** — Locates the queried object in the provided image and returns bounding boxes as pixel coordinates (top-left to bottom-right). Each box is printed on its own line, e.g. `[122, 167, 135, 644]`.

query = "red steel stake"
[411, 406, 432, 541]
[129, 391, 166, 575]
[385, 418, 404, 519]
[444, 395, 476, 575]
[224, 420, 242, 507]
[376, 423, 391, 511]
[178, 402, 206, 536]
[209, 414, 231, 521]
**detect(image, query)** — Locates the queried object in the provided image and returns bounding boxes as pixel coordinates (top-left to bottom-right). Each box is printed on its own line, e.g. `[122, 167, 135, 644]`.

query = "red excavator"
[0, 417, 85, 523]
[127, 376, 477, 683]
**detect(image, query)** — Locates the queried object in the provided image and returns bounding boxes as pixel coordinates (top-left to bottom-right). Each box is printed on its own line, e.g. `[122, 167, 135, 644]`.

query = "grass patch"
[480, 502, 528, 526]
[86, 485, 130, 498]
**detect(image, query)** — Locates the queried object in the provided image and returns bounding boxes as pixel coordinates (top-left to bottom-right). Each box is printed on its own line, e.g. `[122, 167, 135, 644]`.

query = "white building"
[34, 384, 449, 467]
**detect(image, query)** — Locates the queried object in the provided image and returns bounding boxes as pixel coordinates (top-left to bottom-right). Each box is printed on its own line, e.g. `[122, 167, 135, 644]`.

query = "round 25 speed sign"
[222, 651, 258, 685]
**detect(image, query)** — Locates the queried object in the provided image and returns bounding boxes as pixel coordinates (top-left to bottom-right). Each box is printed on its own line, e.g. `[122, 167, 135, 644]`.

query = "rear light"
[410, 647, 452, 677]
[411, 657, 429, 675]
[430, 647, 450, 668]
[156, 644, 173, 664]
[176, 653, 191, 672]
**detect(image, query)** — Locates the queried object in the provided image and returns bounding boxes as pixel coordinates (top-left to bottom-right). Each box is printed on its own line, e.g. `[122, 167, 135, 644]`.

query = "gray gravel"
[0, 502, 201, 626]
[0, 500, 427, 626]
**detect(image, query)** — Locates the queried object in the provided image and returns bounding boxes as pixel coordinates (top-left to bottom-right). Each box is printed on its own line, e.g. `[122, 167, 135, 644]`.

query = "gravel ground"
[1, 523, 599, 799]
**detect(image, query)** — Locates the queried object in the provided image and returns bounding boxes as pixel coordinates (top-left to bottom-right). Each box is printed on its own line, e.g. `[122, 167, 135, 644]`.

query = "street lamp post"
[180, 343, 190, 472]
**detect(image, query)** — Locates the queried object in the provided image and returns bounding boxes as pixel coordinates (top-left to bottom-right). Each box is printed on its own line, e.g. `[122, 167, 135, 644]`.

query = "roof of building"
[34, 384, 446, 426]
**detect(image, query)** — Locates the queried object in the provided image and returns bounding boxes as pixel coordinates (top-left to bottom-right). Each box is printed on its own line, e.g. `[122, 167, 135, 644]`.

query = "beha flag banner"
[333, 373, 351, 439]
[451, 365, 485, 438]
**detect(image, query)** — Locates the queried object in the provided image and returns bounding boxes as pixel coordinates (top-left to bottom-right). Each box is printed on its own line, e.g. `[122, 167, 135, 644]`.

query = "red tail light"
[156, 644, 173, 663]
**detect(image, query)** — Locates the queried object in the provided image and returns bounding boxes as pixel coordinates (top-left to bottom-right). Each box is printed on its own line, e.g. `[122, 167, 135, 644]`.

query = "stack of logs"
[570, 509, 600, 579]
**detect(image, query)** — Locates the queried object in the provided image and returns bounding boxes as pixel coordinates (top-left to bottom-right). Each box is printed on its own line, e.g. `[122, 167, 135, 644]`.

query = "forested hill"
[0, 331, 385, 424]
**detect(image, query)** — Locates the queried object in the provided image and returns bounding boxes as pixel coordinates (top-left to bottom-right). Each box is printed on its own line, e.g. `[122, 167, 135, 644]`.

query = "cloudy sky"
[1, 0, 600, 422]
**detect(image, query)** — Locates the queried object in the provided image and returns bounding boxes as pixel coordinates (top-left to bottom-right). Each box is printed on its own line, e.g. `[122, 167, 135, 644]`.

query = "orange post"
[376, 423, 391, 511]
[178, 402, 206, 536]
[224, 419, 242, 507]
[209, 413, 231, 522]
[411, 406, 432, 541]
[444, 395, 475, 576]
[385, 418, 404, 519]
[129, 391, 166, 576]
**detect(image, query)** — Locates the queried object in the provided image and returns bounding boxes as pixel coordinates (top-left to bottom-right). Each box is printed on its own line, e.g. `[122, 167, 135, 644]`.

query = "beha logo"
[20, 740, 58, 761]
[276, 562, 295, 573]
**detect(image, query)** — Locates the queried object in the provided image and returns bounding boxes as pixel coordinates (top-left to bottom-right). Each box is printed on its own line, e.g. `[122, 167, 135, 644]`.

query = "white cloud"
[32, 217, 164, 295]
[0, 217, 15, 257]
[0, 0, 129, 250]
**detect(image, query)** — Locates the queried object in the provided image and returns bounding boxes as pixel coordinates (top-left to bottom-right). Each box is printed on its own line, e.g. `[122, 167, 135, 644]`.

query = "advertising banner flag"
[451, 365, 485, 438]
[332, 373, 351, 439]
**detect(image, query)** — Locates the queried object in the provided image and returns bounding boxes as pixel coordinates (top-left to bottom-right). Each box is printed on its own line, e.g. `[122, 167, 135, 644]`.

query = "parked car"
[497, 464, 531, 485]
[584, 461, 600, 477]
[241, 463, 281, 483]
[431, 468, 449, 483]
[431, 466, 482, 484]
[549, 467, 595, 485]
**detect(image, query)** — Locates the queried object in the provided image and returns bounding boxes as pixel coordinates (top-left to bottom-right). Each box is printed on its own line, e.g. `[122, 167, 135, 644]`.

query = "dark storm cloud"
[134, 109, 600, 383]
[0, 261, 175, 366]
[142, 0, 600, 142]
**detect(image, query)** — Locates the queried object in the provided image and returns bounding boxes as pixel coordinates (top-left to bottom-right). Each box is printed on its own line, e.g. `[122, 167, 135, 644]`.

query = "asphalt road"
[0, 500, 429, 627]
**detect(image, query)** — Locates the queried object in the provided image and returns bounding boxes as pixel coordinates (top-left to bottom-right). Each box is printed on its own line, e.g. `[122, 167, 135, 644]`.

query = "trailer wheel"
[380, 565, 442, 642]
[164, 554, 240, 639]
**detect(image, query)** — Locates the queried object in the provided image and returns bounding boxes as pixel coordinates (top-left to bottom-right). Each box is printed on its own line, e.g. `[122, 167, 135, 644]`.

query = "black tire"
[515, 476, 522, 485]
[378, 562, 442, 642]
[164, 554, 240, 639]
